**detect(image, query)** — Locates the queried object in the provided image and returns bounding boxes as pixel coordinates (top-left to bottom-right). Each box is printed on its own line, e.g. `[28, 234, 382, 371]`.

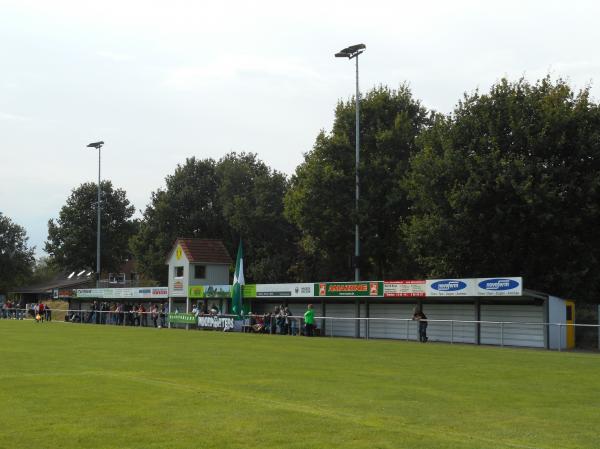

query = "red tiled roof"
[173, 238, 232, 265]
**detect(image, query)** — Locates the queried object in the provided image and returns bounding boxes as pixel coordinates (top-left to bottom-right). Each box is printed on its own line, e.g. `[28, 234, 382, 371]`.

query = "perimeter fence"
[2, 307, 599, 351]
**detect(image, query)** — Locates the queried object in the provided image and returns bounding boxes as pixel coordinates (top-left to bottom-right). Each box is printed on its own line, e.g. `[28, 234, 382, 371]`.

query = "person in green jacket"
[304, 304, 315, 337]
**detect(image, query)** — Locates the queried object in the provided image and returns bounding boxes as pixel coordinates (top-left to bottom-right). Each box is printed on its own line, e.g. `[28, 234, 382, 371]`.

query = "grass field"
[1, 320, 599, 449]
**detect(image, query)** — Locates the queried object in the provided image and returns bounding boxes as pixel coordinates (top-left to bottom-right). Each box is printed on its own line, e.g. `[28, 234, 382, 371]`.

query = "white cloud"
[0, 111, 29, 121]
[163, 55, 322, 90]
[97, 50, 131, 62]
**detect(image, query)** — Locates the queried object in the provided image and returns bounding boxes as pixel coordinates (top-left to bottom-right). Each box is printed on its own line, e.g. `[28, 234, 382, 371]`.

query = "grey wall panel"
[480, 304, 544, 347]
[548, 296, 566, 349]
[424, 303, 476, 343]
[368, 304, 416, 340]
[324, 303, 357, 337]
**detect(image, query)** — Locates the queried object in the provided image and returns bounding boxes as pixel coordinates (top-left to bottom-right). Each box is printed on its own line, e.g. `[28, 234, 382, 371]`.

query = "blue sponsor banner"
[476, 277, 522, 296]
[426, 277, 523, 297]
[426, 279, 474, 296]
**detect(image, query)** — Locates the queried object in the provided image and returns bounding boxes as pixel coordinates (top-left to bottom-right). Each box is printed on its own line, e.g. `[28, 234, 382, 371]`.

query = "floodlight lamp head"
[346, 43, 366, 53]
[87, 141, 104, 149]
[335, 43, 366, 59]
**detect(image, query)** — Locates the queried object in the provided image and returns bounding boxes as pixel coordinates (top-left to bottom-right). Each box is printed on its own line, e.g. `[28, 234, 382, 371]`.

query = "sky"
[1, 0, 599, 258]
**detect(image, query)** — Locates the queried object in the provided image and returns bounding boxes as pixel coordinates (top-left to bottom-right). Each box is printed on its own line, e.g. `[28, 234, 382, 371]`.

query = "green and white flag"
[231, 240, 244, 317]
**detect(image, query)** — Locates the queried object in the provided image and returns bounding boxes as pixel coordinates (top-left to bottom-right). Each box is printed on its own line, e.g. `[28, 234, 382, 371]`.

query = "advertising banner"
[243, 283, 314, 298]
[476, 277, 522, 296]
[197, 315, 235, 331]
[426, 279, 475, 297]
[426, 278, 523, 297]
[75, 287, 169, 300]
[383, 280, 426, 297]
[315, 282, 383, 297]
[168, 313, 196, 324]
[76, 289, 100, 298]
[151, 287, 169, 298]
[188, 285, 231, 299]
[172, 280, 184, 293]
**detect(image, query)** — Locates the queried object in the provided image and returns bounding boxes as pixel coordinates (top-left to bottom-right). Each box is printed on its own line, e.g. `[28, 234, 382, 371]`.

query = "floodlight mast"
[86, 141, 104, 286]
[335, 44, 365, 282]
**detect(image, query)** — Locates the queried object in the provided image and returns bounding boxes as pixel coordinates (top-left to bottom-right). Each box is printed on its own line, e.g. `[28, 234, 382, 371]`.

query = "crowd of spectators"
[1, 300, 51, 321]
[68, 302, 168, 328]
[249, 306, 304, 335]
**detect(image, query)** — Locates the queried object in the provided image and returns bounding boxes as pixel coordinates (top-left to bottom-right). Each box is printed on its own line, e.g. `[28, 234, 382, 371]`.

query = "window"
[194, 265, 206, 279]
[109, 273, 125, 284]
[174, 266, 184, 278]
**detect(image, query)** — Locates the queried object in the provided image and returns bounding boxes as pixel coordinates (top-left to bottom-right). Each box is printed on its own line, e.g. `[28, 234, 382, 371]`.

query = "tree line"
[2, 76, 600, 302]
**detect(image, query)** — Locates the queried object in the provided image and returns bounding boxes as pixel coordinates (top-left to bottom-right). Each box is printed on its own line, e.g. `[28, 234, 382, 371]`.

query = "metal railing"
[2, 308, 598, 351]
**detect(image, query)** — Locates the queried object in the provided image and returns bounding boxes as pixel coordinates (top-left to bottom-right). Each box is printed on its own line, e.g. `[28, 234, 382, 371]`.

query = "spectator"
[140, 304, 147, 327]
[210, 304, 219, 316]
[151, 304, 159, 328]
[252, 314, 265, 333]
[45, 304, 52, 322]
[159, 304, 166, 328]
[304, 304, 315, 337]
[412, 309, 428, 343]
[270, 308, 278, 335]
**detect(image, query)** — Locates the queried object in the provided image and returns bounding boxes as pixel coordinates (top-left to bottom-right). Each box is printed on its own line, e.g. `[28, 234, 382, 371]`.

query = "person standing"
[304, 304, 315, 337]
[151, 304, 159, 328]
[412, 309, 428, 342]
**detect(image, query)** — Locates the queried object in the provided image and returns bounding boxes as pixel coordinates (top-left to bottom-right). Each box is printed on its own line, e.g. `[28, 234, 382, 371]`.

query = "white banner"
[426, 277, 523, 297]
[197, 316, 235, 331]
[75, 287, 169, 299]
[256, 283, 314, 297]
[384, 280, 426, 297]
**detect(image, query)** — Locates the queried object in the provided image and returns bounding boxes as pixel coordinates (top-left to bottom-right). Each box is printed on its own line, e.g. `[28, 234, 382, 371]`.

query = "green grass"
[0, 320, 599, 449]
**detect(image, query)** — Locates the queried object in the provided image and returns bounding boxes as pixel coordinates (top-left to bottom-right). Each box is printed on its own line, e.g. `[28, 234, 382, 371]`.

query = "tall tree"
[131, 153, 297, 283]
[0, 212, 35, 294]
[405, 77, 600, 300]
[216, 152, 296, 282]
[285, 85, 430, 281]
[130, 157, 222, 283]
[45, 181, 136, 273]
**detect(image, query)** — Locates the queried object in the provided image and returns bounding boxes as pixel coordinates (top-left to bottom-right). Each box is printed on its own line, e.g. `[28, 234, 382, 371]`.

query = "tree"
[0, 212, 35, 294]
[45, 181, 136, 273]
[216, 152, 297, 282]
[27, 256, 61, 285]
[130, 157, 222, 283]
[285, 85, 430, 281]
[131, 153, 297, 283]
[405, 77, 600, 300]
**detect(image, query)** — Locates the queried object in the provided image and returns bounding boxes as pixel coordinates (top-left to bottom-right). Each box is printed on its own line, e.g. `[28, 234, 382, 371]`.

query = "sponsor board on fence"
[383, 280, 426, 297]
[197, 315, 235, 331]
[188, 285, 231, 299]
[168, 313, 196, 324]
[315, 282, 383, 297]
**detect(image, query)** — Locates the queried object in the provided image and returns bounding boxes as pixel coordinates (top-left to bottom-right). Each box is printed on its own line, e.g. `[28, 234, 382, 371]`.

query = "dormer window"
[174, 266, 184, 278]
